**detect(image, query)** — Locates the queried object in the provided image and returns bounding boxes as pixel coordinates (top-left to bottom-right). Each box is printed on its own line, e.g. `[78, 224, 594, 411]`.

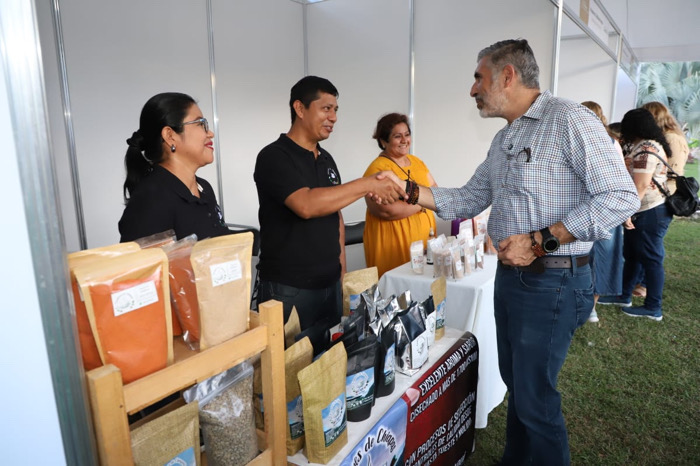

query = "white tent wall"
[613, 67, 638, 123]
[35, 1, 81, 253]
[558, 34, 618, 120]
[306, 0, 411, 225]
[413, 0, 556, 212]
[41, 0, 637, 254]
[43, 1, 216, 249]
[213, 0, 305, 230]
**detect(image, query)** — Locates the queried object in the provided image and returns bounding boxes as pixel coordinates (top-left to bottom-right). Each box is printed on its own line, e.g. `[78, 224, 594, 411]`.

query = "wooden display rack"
[85, 300, 287, 465]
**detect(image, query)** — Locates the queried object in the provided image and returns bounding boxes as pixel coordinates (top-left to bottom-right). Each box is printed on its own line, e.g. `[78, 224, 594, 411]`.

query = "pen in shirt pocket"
[519, 147, 532, 162]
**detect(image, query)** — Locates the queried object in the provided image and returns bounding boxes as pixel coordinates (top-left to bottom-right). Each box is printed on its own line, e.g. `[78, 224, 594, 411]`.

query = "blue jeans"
[494, 259, 593, 466]
[621, 204, 673, 312]
[258, 279, 342, 330]
[590, 225, 624, 296]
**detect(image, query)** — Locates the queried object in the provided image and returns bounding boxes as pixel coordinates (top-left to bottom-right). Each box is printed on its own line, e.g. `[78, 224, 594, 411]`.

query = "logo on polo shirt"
[215, 205, 225, 226]
[328, 168, 340, 185]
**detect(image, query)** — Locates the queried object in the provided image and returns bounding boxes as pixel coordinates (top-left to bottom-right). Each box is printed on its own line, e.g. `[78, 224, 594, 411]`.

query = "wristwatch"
[539, 227, 560, 254]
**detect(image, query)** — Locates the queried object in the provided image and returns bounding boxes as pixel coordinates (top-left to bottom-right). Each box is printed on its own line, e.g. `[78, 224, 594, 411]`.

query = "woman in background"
[641, 101, 689, 194]
[600, 108, 673, 321]
[119, 92, 230, 241]
[363, 113, 437, 277]
[581, 101, 625, 323]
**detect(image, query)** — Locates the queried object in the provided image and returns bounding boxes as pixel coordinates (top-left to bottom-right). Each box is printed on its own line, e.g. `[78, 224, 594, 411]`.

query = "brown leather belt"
[499, 255, 589, 274]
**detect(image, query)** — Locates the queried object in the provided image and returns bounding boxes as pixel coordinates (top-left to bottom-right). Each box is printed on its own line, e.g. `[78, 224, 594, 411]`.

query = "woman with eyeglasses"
[119, 92, 231, 241]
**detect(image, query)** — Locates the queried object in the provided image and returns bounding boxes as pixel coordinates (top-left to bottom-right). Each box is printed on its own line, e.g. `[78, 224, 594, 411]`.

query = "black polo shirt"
[254, 134, 342, 289]
[119, 165, 230, 242]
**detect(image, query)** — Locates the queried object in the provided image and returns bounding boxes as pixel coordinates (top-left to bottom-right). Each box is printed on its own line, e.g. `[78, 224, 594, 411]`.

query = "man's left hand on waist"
[497, 233, 538, 266]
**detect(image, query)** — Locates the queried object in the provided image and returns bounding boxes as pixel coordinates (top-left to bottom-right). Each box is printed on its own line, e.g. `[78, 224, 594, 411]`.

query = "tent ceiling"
[601, 0, 700, 62]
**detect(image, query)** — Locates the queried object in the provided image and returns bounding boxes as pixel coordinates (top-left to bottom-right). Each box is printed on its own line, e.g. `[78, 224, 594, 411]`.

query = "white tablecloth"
[378, 254, 506, 428]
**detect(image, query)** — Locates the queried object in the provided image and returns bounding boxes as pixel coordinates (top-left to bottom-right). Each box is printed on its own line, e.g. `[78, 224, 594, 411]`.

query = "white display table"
[378, 254, 506, 428]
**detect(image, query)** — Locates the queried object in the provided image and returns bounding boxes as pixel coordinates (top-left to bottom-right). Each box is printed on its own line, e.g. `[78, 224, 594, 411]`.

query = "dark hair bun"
[126, 130, 144, 150]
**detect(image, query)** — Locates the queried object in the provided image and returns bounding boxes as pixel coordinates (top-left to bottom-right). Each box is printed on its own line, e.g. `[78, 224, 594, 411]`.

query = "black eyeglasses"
[182, 117, 209, 133]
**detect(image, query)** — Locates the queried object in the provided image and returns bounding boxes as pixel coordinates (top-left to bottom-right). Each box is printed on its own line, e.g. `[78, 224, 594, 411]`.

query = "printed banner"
[403, 333, 478, 466]
[340, 400, 407, 466]
[339, 332, 479, 466]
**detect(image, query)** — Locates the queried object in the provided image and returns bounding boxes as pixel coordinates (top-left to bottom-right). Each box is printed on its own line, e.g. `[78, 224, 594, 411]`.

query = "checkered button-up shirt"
[431, 91, 640, 256]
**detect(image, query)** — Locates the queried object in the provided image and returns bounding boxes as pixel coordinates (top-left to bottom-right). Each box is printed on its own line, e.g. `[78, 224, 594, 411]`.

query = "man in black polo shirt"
[254, 76, 404, 330]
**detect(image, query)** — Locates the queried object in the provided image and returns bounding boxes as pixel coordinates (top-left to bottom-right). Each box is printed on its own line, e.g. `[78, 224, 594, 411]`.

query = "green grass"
[466, 218, 700, 465]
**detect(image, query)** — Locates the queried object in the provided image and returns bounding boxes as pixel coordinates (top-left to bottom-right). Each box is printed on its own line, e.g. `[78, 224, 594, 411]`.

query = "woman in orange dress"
[363, 113, 437, 277]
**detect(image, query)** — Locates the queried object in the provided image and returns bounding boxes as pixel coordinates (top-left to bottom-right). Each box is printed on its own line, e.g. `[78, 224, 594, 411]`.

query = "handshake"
[366, 170, 408, 205]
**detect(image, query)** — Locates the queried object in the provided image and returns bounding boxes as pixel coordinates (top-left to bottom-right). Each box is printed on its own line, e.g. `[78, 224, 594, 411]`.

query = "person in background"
[631, 102, 688, 298]
[608, 121, 622, 141]
[611, 120, 650, 297]
[254, 76, 405, 330]
[580, 101, 626, 323]
[641, 101, 690, 195]
[362, 113, 437, 277]
[119, 92, 231, 241]
[383, 39, 639, 464]
[599, 108, 673, 321]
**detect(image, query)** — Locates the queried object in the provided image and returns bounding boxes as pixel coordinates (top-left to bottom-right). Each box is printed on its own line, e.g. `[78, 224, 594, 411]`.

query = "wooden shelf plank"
[86, 365, 132, 465]
[123, 325, 268, 413]
[87, 301, 285, 466]
[258, 300, 287, 465]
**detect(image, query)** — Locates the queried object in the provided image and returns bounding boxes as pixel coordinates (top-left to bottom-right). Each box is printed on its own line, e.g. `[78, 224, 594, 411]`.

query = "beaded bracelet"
[405, 180, 420, 205]
[530, 231, 547, 258]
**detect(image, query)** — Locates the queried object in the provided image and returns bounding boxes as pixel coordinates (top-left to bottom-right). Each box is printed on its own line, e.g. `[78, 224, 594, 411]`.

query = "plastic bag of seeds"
[183, 362, 258, 466]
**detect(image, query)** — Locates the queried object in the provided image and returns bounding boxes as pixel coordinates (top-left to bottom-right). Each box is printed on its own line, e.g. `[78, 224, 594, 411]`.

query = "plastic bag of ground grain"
[68, 242, 141, 371]
[285, 336, 313, 455]
[431, 276, 446, 341]
[162, 235, 200, 349]
[130, 400, 200, 466]
[75, 248, 173, 383]
[342, 267, 378, 316]
[190, 232, 253, 350]
[183, 362, 258, 466]
[297, 342, 348, 463]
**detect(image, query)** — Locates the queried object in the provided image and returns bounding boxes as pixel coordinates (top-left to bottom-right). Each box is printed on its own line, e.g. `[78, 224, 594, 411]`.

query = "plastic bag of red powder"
[162, 234, 200, 350]
[134, 229, 176, 249]
[75, 248, 173, 383]
[68, 243, 141, 371]
[137, 230, 183, 337]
